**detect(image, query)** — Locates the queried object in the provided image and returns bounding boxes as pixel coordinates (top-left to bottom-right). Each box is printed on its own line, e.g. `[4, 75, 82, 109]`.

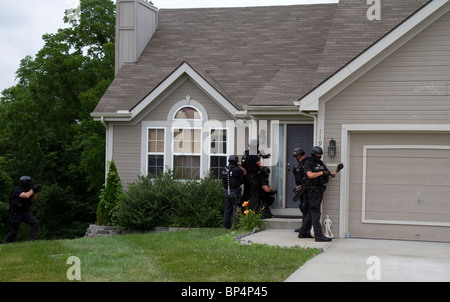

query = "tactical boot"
[315, 236, 332, 242]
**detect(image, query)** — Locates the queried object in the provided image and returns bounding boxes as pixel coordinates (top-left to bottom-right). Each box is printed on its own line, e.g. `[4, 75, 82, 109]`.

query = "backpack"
[241, 150, 249, 171]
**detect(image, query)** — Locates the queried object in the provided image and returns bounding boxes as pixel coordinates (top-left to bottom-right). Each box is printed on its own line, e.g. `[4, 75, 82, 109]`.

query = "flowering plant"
[234, 200, 264, 231]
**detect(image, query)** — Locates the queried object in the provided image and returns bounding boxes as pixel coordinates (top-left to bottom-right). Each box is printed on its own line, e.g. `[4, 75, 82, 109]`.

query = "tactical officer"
[5, 176, 39, 243]
[292, 148, 313, 238]
[241, 140, 262, 212]
[302, 147, 343, 242]
[222, 155, 247, 229]
[259, 166, 277, 218]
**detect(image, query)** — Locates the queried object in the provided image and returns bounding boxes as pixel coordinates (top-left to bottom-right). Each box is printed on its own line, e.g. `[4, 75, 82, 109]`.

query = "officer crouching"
[221, 155, 247, 229]
[5, 176, 40, 243]
[259, 166, 277, 218]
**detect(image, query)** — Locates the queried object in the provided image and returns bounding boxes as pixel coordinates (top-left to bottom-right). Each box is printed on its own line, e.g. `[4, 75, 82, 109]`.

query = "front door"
[285, 124, 314, 208]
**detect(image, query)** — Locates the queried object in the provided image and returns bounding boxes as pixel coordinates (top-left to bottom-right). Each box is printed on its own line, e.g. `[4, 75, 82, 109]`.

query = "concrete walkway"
[240, 229, 450, 282]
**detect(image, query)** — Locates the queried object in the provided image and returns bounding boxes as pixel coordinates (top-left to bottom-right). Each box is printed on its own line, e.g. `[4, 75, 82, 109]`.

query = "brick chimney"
[115, 0, 158, 75]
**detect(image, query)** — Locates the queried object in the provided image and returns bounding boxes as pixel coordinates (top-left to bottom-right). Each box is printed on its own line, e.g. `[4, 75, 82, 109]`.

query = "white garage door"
[349, 132, 450, 242]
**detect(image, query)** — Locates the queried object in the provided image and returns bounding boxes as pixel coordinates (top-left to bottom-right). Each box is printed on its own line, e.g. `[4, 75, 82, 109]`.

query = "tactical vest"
[221, 166, 243, 189]
[293, 160, 306, 186]
[304, 158, 329, 186]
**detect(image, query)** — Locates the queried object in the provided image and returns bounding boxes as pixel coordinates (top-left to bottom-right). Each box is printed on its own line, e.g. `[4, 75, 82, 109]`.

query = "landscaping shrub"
[97, 160, 123, 225]
[115, 170, 223, 230]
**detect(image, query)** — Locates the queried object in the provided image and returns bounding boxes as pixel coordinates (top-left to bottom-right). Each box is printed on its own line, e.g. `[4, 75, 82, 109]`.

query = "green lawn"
[0, 228, 321, 282]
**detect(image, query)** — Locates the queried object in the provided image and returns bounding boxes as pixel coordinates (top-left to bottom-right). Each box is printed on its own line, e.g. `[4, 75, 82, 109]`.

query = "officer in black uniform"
[302, 147, 343, 242]
[222, 155, 247, 229]
[5, 176, 39, 243]
[292, 148, 313, 237]
[259, 166, 277, 218]
[241, 140, 262, 212]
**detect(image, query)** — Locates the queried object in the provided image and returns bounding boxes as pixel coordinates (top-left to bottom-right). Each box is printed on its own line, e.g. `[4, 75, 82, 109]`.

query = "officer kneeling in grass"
[222, 155, 247, 229]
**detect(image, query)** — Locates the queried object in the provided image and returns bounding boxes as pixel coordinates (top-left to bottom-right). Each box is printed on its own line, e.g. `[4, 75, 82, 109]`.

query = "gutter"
[91, 110, 133, 123]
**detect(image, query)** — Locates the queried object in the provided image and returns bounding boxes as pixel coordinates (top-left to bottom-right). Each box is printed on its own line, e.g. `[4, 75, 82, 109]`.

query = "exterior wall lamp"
[328, 138, 336, 157]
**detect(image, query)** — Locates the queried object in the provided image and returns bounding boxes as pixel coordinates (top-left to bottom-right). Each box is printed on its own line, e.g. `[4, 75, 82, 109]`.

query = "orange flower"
[242, 201, 249, 207]
[244, 210, 249, 215]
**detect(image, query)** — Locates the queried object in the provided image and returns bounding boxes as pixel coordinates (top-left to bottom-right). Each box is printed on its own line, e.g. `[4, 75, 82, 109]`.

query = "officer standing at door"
[303, 147, 343, 242]
[222, 155, 247, 229]
[292, 148, 313, 238]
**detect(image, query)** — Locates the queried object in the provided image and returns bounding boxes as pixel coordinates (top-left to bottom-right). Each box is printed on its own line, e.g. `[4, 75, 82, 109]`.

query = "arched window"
[174, 106, 201, 120]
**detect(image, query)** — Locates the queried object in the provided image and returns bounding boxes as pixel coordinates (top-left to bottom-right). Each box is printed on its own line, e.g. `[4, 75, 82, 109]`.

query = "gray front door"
[285, 124, 314, 208]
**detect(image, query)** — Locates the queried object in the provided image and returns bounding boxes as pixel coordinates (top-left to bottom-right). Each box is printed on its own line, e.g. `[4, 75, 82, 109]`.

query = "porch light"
[328, 139, 336, 157]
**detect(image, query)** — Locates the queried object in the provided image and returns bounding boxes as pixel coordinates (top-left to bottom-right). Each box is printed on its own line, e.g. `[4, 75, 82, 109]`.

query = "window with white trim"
[172, 106, 202, 180]
[147, 128, 165, 175]
[210, 128, 227, 179]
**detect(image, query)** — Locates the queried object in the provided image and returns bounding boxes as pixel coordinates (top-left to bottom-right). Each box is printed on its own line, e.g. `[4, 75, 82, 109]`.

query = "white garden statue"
[323, 215, 333, 238]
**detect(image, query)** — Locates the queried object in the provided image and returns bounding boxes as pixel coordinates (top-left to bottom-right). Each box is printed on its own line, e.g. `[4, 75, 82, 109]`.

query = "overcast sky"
[0, 0, 338, 96]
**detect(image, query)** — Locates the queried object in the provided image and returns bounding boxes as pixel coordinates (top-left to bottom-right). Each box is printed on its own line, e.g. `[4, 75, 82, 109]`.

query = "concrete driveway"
[240, 229, 450, 282]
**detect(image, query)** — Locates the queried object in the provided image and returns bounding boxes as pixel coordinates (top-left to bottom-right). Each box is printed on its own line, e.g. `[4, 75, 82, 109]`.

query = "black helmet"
[228, 155, 239, 164]
[293, 148, 305, 157]
[310, 146, 323, 156]
[19, 176, 32, 191]
[260, 166, 270, 175]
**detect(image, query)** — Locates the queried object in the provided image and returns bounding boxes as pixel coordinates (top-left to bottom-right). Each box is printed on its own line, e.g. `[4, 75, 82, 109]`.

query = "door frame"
[271, 121, 315, 217]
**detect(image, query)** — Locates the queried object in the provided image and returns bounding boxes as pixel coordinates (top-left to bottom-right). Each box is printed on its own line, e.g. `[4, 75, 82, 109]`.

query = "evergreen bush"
[97, 160, 123, 225]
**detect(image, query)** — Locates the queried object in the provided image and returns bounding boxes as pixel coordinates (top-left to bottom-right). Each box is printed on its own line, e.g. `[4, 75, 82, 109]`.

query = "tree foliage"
[0, 0, 115, 240]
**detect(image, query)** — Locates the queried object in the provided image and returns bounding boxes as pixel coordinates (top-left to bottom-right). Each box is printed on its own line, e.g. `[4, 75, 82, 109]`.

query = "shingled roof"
[93, 0, 430, 114]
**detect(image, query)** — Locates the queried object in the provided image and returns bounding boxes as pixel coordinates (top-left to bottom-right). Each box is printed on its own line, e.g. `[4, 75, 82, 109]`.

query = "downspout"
[100, 116, 108, 129]
[100, 116, 109, 183]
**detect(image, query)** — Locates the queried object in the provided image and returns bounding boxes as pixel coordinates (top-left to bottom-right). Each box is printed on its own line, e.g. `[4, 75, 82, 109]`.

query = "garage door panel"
[366, 184, 450, 215]
[349, 132, 450, 242]
[366, 149, 450, 186]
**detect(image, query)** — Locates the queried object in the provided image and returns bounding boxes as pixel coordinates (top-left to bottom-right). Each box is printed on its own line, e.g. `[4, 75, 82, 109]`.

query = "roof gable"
[300, 0, 449, 111]
[92, 61, 239, 122]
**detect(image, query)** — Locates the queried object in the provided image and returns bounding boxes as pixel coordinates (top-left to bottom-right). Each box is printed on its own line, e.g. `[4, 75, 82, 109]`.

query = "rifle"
[292, 186, 307, 202]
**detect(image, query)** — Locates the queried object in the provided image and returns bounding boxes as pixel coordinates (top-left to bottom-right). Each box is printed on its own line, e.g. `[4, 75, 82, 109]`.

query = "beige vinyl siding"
[326, 11, 450, 129]
[323, 11, 450, 240]
[112, 123, 142, 189]
[325, 10, 450, 163]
